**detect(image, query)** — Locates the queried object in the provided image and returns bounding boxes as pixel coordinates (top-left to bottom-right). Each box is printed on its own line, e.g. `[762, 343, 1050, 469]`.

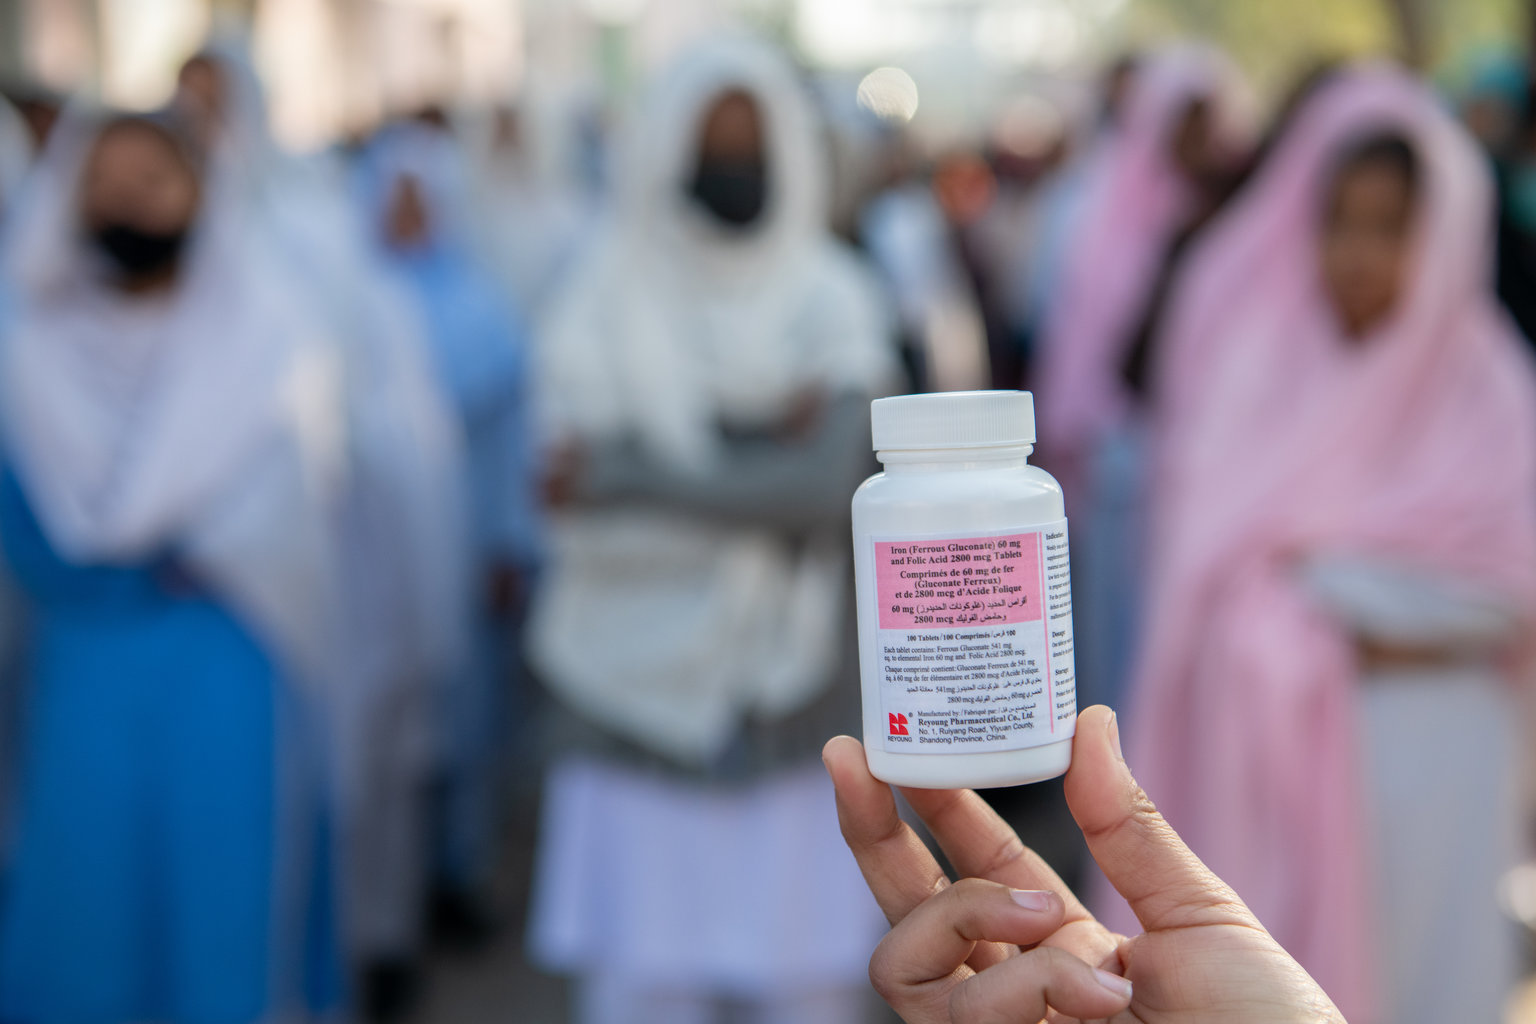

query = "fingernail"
[1009, 889, 1053, 912]
[1093, 968, 1134, 1000]
[820, 738, 838, 775]
[1107, 711, 1124, 761]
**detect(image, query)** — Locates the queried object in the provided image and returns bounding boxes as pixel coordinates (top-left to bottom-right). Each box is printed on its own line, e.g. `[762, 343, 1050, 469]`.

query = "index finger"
[823, 734, 947, 924]
[826, 736, 1023, 973]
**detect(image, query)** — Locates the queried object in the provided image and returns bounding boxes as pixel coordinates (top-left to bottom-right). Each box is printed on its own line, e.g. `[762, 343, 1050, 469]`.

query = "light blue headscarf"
[355, 121, 541, 564]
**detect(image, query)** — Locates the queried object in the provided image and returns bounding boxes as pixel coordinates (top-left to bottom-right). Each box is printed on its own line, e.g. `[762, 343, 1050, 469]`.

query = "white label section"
[873, 522, 1076, 754]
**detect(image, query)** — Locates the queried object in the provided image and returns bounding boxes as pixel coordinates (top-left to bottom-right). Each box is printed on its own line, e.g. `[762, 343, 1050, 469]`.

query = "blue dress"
[393, 244, 541, 569]
[388, 243, 542, 890]
[0, 469, 338, 1023]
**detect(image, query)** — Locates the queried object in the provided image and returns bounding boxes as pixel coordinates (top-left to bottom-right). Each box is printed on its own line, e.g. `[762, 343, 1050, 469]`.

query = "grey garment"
[577, 393, 875, 534]
[535, 615, 864, 785]
[534, 393, 878, 783]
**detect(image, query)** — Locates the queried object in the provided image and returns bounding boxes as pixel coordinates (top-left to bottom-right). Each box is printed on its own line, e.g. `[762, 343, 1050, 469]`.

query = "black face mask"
[90, 223, 189, 279]
[687, 159, 769, 228]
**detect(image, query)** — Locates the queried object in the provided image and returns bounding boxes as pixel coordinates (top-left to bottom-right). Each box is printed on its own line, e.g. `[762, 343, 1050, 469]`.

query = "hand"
[541, 440, 586, 510]
[824, 706, 1344, 1023]
[1354, 634, 1470, 672]
[777, 387, 826, 441]
[483, 563, 526, 617]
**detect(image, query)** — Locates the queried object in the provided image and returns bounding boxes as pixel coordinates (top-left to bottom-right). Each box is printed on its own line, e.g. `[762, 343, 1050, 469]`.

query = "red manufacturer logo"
[888, 713, 910, 736]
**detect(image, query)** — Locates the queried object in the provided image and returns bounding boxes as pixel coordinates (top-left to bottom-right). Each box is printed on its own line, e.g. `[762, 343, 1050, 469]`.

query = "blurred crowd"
[0, 21, 1535, 1024]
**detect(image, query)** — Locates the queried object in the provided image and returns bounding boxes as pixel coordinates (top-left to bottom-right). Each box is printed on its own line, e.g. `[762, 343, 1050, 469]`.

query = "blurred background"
[4, 1, 1536, 1023]
[0, 0, 1529, 150]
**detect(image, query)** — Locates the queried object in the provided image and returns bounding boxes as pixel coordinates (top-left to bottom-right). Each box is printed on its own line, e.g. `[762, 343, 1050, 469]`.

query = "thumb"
[1064, 706, 1256, 932]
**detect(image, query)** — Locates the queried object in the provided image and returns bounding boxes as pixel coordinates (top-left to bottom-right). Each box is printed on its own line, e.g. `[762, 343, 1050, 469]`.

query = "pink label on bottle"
[875, 534, 1044, 631]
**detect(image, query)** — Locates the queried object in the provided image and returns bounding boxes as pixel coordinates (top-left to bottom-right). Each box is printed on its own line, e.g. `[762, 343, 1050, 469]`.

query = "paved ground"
[401, 811, 902, 1023]
[399, 786, 894, 1024]
[404, 788, 570, 1024]
[411, 940, 569, 1024]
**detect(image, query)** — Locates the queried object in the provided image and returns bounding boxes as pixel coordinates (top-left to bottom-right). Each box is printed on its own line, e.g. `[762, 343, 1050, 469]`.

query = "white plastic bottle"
[852, 390, 1076, 789]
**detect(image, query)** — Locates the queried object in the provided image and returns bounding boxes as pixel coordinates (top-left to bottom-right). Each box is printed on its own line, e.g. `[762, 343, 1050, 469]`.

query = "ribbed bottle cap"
[870, 390, 1036, 451]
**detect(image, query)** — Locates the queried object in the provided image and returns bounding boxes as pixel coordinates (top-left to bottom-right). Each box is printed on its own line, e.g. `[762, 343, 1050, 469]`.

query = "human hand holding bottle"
[824, 706, 1346, 1023]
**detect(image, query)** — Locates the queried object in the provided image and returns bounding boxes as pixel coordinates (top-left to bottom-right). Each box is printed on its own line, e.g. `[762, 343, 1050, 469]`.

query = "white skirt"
[1359, 667, 1523, 1024]
[528, 756, 886, 997]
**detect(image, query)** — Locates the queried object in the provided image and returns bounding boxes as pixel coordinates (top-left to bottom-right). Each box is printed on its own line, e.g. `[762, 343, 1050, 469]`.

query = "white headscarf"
[531, 33, 894, 765]
[456, 101, 594, 318]
[0, 108, 346, 688]
[540, 31, 892, 469]
[184, 39, 377, 317]
[184, 39, 291, 202]
[191, 43, 471, 686]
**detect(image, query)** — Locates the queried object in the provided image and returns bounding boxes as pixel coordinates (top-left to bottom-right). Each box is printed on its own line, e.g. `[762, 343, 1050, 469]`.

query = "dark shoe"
[429, 885, 501, 954]
[360, 957, 423, 1023]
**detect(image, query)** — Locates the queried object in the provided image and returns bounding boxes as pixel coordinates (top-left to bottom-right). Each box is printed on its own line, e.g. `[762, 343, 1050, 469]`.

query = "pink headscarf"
[1118, 65, 1536, 1022]
[1036, 45, 1247, 472]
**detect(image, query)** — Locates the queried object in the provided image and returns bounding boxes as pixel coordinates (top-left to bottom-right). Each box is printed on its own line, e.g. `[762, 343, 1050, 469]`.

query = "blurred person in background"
[0, 110, 346, 1023]
[1456, 52, 1536, 346]
[1457, 50, 1527, 160]
[929, 152, 1007, 388]
[356, 118, 542, 954]
[0, 84, 61, 156]
[1126, 65, 1536, 1024]
[1035, 45, 1250, 716]
[859, 135, 989, 393]
[1020, 53, 1137, 356]
[460, 101, 593, 324]
[0, 94, 32, 225]
[176, 43, 349, 244]
[880, 122, 1097, 896]
[1143, 59, 1344, 426]
[0, 91, 32, 329]
[177, 46, 472, 1018]
[0, 88, 32, 914]
[967, 97, 1070, 391]
[528, 32, 895, 1024]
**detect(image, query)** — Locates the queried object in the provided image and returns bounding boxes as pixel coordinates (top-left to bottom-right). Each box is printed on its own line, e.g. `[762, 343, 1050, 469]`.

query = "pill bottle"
[851, 390, 1076, 789]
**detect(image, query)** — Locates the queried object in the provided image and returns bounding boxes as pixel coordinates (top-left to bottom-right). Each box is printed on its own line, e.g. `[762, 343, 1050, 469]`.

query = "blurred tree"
[1125, 0, 1525, 99]
[1426, 0, 1527, 65]
[1122, 0, 1387, 97]
[1386, 0, 1430, 66]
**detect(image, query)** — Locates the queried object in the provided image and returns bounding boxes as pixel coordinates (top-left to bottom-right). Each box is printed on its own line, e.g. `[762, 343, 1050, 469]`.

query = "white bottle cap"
[870, 390, 1036, 452]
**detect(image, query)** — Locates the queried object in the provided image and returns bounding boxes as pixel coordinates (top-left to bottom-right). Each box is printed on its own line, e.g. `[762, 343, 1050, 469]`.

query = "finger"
[869, 880, 1066, 1020]
[1064, 705, 1255, 932]
[898, 784, 1085, 917]
[898, 783, 1122, 969]
[948, 946, 1134, 1024]
[826, 737, 1016, 971]
[824, 735, 950, 925]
